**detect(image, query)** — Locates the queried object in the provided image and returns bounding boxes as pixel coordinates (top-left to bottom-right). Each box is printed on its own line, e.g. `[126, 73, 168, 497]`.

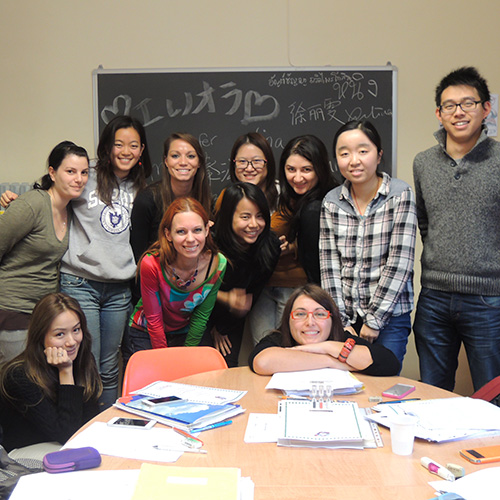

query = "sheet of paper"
[428, 467, 500, 500]
[132, 380, 246, 404]
[64, 422, 187, 462]
[368, 397, 500, 442]
[266, 368, 362, 392]
[10, 470, 140, 500]
[244, 413, 279, 443]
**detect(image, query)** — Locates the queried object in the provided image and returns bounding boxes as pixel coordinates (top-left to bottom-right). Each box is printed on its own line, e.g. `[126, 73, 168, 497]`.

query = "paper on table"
[64, 422, 188, 462]
[131, 380, 246, 404]
[265, 368, 363, 395]
[131, 463, 241, 500]
[277, 400, 364, 449]
[428, 467, 500, 500]
[10, 470, 141, 500]
[244, 413, 279, 443]
[368, 397, 500, 442]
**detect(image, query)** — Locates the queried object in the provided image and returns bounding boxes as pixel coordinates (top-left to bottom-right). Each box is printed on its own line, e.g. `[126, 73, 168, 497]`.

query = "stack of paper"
[115, 395, 243, 432]
[114, 381, 246, 432]
[367, 397, 500, 442]
[277, 399, 364, 449]
[266, 368, 363, 397]
[131, 380, 246, 404]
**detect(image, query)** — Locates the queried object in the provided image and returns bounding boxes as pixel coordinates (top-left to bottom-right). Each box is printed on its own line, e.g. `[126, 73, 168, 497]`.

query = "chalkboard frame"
[92, 65, 397, 193]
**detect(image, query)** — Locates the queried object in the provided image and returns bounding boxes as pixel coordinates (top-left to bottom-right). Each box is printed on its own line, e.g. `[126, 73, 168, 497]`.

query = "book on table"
[114, 381, 245, 432]
[277, 399, 365, 449]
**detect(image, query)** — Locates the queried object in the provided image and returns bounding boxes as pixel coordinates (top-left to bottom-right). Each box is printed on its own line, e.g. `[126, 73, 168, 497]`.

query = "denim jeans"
[414, 287, 500, 392]
[353, 312, 411, 370]
[246, 287, 295, 346]
[0, 329, 27, 366]
[60, 273, 131, 408]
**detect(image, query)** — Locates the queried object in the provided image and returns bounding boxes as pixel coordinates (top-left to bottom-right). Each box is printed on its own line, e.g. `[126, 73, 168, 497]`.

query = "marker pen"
[191, 420, 232, 433]
[421, 457, 455, 482]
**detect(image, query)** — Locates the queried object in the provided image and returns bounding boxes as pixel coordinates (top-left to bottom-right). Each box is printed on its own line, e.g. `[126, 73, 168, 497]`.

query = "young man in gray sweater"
[413, 67, 500, 392]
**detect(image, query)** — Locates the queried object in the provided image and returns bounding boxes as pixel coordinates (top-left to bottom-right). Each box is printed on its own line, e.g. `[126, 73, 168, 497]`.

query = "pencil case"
[43, 447, 101, 473]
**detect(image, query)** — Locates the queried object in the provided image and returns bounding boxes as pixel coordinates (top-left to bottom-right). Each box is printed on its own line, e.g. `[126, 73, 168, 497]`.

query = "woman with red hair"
[126, 197, 226, 353]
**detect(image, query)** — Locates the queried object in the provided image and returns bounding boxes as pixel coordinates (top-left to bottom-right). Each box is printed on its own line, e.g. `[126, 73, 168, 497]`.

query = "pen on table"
[191, 420, 232, 433]
[153, 445, 208, 454]
[173, 427, 204, 446]
[377, 398, 421, 405]
[421, 457, 455, 482]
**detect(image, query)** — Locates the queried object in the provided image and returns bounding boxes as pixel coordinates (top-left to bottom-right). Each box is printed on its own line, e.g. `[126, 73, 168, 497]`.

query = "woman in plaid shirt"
[320, 120, 417, 366]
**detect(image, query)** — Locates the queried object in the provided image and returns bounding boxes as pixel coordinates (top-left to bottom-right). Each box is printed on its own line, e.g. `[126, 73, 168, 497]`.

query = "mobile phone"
[459, 445, 500, 464]
[382, 383, 416, 399]
[142, 395, 182, 407]
[107, 417, 155, 429]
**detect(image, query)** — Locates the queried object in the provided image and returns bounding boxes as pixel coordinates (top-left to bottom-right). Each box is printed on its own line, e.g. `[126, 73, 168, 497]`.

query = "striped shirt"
[320, 173, 417, 330]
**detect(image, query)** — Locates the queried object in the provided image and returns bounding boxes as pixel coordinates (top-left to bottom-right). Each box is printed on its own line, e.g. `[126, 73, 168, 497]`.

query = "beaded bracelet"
[338, 338, 356, 363]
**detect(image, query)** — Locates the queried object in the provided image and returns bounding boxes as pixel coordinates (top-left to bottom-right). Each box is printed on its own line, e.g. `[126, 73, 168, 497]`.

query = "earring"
[138, 156, 143, 167]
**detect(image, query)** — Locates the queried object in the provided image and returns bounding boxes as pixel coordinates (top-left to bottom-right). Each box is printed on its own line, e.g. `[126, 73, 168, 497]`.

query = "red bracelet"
[338, 338, 356, 363]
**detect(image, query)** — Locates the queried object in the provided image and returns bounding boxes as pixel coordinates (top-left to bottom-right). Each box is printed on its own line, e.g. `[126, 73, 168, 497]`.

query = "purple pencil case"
[43, 447, 101, 473]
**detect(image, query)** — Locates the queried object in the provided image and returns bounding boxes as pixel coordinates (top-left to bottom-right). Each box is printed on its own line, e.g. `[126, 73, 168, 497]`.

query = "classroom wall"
[1, 0, 498, 395]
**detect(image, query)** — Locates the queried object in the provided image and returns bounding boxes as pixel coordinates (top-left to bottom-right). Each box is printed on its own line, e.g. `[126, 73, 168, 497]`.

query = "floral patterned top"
[130, 252, 226, 348]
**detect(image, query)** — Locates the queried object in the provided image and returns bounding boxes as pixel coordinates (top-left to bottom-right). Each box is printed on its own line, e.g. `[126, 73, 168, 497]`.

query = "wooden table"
[75, 367, 500, 500]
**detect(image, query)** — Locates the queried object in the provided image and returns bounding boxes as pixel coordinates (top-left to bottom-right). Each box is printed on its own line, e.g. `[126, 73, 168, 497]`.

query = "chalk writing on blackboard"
[94, 67, 397, 192]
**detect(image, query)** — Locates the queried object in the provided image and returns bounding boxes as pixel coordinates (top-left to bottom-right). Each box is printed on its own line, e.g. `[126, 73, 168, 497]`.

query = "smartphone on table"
[382, 383, 416, 399]
[107, 417, 155, 429]
[142, 395, 182, 407]
[460, 445, 500, 464]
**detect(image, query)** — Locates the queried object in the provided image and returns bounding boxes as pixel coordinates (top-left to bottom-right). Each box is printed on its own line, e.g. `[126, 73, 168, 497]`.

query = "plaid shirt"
[320, 173, 417, 330]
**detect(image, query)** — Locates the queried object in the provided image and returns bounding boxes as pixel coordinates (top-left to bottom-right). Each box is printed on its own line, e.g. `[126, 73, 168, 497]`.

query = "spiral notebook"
[277, 400, 364, 449]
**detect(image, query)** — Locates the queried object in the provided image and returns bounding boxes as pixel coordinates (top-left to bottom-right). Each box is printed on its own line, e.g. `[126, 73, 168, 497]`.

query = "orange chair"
[121, 346, 228, 396]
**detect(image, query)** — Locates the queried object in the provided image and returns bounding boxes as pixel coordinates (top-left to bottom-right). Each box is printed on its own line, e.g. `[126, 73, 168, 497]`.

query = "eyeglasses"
[234, 159, 267, 171]
[290, 309, 331, 321]
[439, 100, 483, 115]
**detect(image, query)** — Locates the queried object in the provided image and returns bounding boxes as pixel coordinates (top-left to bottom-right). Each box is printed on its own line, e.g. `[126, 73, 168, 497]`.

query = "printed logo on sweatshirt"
[100, 202, 130, 234]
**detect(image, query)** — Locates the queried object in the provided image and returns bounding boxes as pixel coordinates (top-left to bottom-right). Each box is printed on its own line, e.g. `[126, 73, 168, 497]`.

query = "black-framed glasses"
[290, 309, 331, 321]
[439, 100, 483, 115]
[234, 159, 267, 171]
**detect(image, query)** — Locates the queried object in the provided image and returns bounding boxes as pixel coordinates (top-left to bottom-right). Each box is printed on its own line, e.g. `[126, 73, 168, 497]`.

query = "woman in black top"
[211, 183, 281, 367]
[249, 284, 400, 376]
[0, 293, 101, 452]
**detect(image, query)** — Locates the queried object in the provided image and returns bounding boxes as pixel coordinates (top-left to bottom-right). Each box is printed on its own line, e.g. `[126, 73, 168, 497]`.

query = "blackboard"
[93, 66, 397, 193]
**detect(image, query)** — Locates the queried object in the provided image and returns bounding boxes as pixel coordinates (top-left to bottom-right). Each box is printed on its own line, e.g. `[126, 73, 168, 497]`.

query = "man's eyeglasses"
[290, 309, 331, 321]
[234, 159, 267, 171]
[439, 100, 483, 116]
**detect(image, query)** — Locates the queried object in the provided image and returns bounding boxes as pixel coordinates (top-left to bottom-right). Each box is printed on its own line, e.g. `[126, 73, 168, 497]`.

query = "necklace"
[171, 257, 200, 289]
[352, 178, 381, 216]
[48, 189, 68, 227]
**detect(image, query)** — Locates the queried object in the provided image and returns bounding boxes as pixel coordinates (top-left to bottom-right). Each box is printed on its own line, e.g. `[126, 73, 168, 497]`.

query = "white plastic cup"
[390, 414, 418, 456]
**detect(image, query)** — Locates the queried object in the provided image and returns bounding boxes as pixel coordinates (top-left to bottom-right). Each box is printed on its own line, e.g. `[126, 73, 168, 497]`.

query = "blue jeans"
[414, 287, 500, 392]
[60, 273, 131, 408]
[353, 312, 410, 370]
[246, 287, 294, 345]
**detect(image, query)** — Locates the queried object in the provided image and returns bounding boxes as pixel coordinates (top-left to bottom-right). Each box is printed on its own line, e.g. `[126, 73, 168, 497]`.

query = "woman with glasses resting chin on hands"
[249, 284, 400, 376]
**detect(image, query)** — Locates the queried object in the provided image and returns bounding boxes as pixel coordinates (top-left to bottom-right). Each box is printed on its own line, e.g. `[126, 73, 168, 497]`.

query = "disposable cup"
[390, 414, 418, 456]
